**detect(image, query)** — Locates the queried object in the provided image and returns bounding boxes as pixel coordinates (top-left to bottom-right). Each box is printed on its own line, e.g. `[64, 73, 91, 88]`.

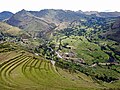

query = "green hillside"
[0, 42, 119, 90]
[0, 42, 102, 90]
[0, 22, 21, 36]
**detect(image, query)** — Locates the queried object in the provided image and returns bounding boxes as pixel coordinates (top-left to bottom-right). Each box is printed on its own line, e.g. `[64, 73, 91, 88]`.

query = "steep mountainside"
[7, 9, 86, 31]
[7, 9, 120, 27]
[106, 18, 120, 42]
[6, 9, 120, 39]
[7, 9, 120, 30]
[29, 9, 85, 24]
[7, 9, 56, 37]
[0, 22, 21, 36]
[0, 11, 13, 21]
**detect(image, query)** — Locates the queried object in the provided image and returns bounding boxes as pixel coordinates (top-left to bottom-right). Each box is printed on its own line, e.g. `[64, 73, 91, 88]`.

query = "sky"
[0, 0, 120, 13]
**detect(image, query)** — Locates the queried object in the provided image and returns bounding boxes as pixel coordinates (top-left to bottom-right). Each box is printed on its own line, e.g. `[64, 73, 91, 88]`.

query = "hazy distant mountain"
[84, 11, 120, 17]
[0, 11, 13, 21]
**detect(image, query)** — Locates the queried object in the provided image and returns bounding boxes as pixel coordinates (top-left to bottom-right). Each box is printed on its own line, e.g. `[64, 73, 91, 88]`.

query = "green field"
[58, 36, 109, 64]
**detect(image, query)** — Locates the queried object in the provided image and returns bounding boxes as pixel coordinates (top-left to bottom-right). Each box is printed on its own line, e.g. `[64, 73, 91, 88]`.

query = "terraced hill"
[0, 42, 103, 90]
[0, 40, 120, 90]
[0, 48, 101, 90]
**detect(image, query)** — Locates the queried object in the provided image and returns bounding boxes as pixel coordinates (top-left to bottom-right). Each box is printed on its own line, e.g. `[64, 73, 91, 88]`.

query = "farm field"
[56, 36, 109, 64]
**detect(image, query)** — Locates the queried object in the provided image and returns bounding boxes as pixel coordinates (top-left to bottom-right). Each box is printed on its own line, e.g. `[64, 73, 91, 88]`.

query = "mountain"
[84, 11, 120, 17]
[6, 9, 120, 38]
[99, 12, 120, 17]
[29, 9, 85, 24]
[0, 11, 13, 21]
[6, 9, 87, 38]
[7, 9, 86, 28]
[7, 9, 120, 27]
[6, 9, 57, 38]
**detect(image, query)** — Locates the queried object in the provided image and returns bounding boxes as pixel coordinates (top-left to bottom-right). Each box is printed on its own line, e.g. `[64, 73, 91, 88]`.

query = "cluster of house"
[59, 51, 85, 64]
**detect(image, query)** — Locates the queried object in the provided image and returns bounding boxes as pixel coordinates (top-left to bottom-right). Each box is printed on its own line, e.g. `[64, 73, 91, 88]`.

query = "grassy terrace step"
[28, 61, 62, 89]
[43, 61, 62, 85]
[0, 54, 23, 67]
[0, 55, 25, 89]
[27, 60, 47, 84]
[25, 58, 35, 67]
[9, 58, 32, 85]
[34, 59, 41, 68]
[19, 58, 37, 86]
[6, 57, 30, 85]
[31, 59, 39, 68]
[22, 59, 61, 87]
[49, 62, 61, 76]
[34, 61, 51, 81]
[0, 55, 24, 78]
[0, 55, 28, 88]
[22, 58, 40, 84]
